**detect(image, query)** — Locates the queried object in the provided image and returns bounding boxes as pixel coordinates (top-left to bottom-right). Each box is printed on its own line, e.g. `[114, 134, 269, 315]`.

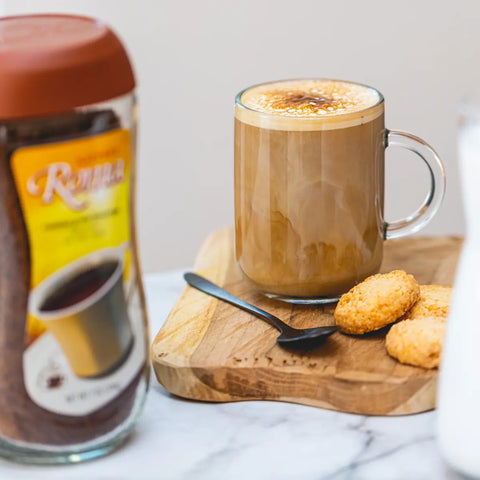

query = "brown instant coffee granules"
[0, 111, 144, 445]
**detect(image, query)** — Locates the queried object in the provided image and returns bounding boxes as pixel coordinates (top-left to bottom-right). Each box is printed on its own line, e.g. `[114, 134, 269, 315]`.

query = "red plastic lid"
[0, 14, 135, 120]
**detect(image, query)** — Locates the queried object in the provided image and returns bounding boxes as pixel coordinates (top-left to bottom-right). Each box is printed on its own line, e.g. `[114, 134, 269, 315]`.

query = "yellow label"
[11, 129, 131, 342]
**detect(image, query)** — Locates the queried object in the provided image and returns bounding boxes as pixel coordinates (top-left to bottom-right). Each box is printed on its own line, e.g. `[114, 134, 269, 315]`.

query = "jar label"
[10, 129, 146, 416]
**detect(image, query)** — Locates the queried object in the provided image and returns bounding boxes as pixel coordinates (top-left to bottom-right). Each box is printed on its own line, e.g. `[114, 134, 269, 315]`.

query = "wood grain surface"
[151, 229, 462, 415]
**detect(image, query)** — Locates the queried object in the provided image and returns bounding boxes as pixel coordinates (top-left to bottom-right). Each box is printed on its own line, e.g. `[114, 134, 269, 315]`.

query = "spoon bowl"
[184, 272, 341, 350]
[277, 326, 341, 349]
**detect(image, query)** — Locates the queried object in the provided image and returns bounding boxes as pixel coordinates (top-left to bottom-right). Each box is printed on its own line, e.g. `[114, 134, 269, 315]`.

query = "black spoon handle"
[184, 272, 292, 334]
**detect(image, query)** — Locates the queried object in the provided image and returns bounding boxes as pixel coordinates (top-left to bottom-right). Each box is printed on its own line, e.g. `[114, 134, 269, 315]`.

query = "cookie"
[334, 270, 420, 334]
[386, 317, 446, 369]
[405, 285, 452, 321]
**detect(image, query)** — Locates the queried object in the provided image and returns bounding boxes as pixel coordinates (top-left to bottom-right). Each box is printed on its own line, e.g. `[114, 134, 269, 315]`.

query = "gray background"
[2, 0, 474, 272]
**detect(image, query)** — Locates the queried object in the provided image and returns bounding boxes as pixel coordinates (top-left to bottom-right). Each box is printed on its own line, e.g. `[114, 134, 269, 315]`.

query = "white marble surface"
[0, 270, 469, 479]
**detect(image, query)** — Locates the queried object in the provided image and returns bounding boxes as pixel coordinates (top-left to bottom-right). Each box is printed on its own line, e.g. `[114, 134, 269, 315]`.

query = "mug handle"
[383, 129, 446, 239]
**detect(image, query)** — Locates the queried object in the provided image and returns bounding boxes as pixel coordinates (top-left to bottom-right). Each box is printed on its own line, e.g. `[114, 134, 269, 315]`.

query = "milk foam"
[236, 79, 383, 131]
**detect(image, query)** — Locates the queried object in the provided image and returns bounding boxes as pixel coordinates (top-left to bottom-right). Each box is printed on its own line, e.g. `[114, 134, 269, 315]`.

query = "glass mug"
[234, 79, 445, 303]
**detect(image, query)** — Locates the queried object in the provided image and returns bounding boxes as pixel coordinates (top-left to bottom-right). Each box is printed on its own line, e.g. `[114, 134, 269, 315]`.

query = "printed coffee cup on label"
[29, 244, 133, 378]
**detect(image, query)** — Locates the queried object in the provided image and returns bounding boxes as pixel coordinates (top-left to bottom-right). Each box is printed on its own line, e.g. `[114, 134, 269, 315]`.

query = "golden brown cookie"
[334, 270, 420, 334]
[385, 317, 446, 369]
[405, 285, 452, 320]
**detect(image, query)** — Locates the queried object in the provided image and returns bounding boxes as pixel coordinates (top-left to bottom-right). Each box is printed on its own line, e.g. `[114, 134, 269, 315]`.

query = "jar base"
[0, 373, 148, 465]
[0, 430, 131, 465]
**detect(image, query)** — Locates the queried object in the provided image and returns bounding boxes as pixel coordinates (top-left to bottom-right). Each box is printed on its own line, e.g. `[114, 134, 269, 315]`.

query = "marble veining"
[0, 270, 467, 479]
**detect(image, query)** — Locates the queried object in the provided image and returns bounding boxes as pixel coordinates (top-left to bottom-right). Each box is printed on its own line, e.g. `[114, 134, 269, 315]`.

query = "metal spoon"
[184, 272, 341, 350]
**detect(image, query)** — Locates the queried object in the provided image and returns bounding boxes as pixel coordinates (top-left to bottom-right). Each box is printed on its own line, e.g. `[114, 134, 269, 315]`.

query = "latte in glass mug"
[234, 79, 445, 303]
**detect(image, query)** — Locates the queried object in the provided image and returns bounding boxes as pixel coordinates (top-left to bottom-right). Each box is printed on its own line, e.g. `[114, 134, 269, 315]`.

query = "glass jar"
[437, 92, 480, 477]
[0, 14, 149, 464]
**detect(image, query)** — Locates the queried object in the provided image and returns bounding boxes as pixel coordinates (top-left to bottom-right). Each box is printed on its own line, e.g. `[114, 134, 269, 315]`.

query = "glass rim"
[235, 77, 385, 119]
[459, 90, 480, 121]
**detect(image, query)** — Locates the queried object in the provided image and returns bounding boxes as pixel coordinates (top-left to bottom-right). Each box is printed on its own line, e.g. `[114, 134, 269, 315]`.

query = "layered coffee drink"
[234, 79, 386, 300]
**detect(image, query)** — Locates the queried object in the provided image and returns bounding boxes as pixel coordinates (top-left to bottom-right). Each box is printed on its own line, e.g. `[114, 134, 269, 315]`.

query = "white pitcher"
[437, 94, 480, 477]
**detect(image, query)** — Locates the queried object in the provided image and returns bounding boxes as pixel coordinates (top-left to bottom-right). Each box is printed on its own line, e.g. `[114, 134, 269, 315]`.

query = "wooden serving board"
[151, 229, 462, 415]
